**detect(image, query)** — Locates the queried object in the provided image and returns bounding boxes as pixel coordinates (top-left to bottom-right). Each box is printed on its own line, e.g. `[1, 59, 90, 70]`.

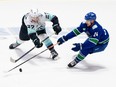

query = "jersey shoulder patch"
[80, 22, 87, 31]
[92, 24, 98, 30]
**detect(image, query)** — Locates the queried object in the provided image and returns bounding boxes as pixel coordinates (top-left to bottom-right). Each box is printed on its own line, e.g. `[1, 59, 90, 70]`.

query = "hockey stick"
[7, 42, 58, 73]
[10, 46, 35, 63]
[10, 33, 55, 63]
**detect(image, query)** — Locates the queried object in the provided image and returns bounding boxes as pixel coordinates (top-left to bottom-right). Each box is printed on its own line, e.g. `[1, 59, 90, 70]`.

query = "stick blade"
[10, 57, 16, 63]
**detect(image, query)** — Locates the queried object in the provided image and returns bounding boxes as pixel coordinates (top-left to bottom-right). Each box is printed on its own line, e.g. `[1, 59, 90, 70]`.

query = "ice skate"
[68, 60, 78, 68]
[9, 42, 21, 49]
[50, 49, 58, 60]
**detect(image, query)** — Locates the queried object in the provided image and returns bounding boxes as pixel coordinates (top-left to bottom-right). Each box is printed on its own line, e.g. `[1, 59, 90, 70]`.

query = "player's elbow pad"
[51, 16, 59, 25]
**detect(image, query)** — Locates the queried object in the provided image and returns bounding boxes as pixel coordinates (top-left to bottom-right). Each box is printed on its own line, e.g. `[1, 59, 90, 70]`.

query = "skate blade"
[53, 56, 60, 60]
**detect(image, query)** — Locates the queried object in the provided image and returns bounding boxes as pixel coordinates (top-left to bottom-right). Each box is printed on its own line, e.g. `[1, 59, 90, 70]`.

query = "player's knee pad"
[19, 34, 30, 41]
[19, 26, 30, 41]
[79, 49, 90, 57]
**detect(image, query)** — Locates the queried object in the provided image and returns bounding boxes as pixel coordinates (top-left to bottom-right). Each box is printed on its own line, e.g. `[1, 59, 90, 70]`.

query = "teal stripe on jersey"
[43, 38, 53, 47]
[45, 12, 55, 21]
[27, 28, 36, 35]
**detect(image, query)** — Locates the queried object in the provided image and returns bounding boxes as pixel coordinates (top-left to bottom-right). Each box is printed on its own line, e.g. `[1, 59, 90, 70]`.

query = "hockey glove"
[29, 33, 43, 48]
[52, 24, 62, 35]
[57, 36, 67, 45]
[51, 16, 62, 35]
[71, 43, 82, 52]
[33, 38, 43, 48]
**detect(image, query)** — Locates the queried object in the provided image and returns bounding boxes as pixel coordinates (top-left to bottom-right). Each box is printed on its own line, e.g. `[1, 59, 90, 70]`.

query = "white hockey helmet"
[29, 9, 39, 17]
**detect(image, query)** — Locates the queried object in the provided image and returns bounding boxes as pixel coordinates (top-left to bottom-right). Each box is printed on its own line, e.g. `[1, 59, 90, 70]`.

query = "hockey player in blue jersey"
[57, 12, 109, 67]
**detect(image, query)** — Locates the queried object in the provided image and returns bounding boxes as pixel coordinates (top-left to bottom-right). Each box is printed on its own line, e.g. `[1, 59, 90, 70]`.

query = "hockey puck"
[19, 68, 22, 72]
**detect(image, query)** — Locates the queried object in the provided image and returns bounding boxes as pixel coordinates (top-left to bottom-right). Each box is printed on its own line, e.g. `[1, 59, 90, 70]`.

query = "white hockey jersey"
[24, 12, 55, 35]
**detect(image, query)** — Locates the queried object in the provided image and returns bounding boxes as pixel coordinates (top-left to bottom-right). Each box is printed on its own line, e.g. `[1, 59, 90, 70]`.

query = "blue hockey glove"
[57, 36, 67, 45]
[71, 43, 82, 52]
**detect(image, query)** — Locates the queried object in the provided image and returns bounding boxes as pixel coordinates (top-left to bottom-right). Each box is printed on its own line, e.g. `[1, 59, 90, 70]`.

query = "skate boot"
[9, 42, 21, 49]
[68, 59, 78, 68]
[50, 49, 58, 60]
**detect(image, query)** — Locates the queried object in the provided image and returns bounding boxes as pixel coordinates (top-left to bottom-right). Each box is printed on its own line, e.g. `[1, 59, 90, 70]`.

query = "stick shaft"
[13, 33, 55, 63]
[8, 43, 58, 72]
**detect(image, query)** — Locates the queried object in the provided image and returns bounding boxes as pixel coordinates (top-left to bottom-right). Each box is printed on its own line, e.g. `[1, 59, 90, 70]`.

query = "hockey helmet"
[85, 12, 96, 21]
[29, 9, 39, 17]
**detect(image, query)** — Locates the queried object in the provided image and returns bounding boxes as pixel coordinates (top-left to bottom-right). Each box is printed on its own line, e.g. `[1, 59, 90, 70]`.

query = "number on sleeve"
[45, 13, 50, 19]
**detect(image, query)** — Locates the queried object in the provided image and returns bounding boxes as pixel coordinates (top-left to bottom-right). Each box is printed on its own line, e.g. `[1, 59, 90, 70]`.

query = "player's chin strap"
[10, 33, 55, 63]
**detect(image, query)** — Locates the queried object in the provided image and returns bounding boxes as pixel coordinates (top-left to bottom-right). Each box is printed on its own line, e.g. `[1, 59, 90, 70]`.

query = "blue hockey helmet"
[85, 12, 96, 21]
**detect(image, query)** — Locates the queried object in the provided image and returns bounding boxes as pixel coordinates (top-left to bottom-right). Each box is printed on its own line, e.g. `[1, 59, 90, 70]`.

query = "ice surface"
[0, 0, 116, 87]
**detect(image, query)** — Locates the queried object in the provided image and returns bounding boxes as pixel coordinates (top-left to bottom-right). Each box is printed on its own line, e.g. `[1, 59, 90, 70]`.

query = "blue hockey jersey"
[64, 21, 109, 49]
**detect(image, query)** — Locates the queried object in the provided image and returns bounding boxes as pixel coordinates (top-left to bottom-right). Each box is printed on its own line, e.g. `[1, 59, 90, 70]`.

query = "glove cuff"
[62, 36, 68, 42]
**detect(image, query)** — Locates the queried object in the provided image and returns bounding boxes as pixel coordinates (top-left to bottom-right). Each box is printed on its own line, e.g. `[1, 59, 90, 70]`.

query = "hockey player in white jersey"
[9, 9, 62, 60]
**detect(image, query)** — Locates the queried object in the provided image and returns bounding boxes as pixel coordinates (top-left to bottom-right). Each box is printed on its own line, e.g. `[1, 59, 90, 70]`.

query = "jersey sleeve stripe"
[73, 28, 81, 36]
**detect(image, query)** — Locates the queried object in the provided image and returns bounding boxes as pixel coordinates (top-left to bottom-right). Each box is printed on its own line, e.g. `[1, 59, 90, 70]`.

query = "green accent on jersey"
[77, 53, 85, 60]
[49, 15, 55, 21]
[73, 28, 81, 36]
[27, 28, 36, 35]
[89, 38, 99, 45]
[99, 38, 109, 44]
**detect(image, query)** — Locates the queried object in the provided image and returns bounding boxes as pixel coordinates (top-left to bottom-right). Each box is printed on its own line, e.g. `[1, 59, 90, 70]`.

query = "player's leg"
[38, 32, 58, 60]
[9, 16, 30, 49]
[68, 48, 89, 67]
[68, 42, 109, 67]
[90, 43, 109, 54]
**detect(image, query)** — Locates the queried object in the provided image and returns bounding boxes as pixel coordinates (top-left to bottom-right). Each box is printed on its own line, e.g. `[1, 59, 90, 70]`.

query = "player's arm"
[44, 12, 62, 35]
[57, 23, 84, 45]
[27, 24, 42, 48]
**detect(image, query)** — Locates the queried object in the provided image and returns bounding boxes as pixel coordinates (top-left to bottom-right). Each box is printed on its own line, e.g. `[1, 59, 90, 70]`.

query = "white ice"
[0, 0, 116, 87]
